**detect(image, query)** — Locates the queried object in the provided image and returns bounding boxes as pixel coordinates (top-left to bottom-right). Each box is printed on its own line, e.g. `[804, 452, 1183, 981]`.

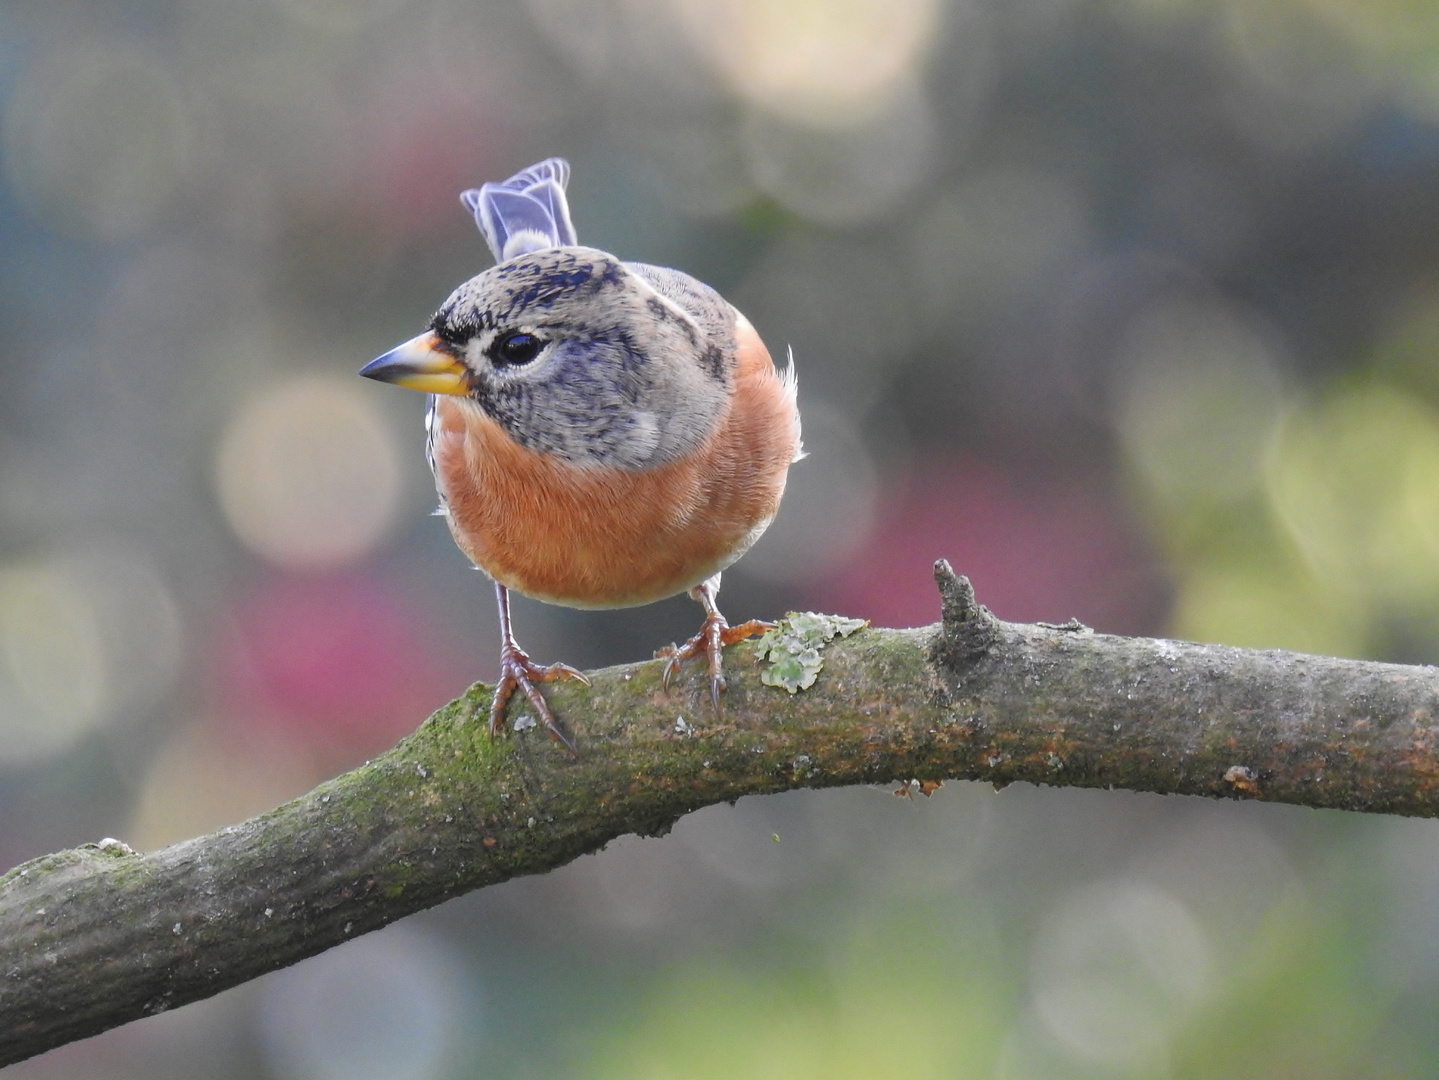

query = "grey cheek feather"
[478, 337, 677, 467]
[447, 248, 738, 470]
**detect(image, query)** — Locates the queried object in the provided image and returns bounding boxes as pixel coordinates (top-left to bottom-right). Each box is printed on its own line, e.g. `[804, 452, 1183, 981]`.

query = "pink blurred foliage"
[213, 572, 469, 760]
[811, 457, 1171, 634]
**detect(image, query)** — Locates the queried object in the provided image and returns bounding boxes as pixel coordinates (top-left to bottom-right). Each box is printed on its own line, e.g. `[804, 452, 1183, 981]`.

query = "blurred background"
[6, 0, 1439, 1075]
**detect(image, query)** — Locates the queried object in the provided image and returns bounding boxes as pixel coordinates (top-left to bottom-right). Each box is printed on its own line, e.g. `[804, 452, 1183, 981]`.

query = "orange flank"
[430, 318, 800, 609]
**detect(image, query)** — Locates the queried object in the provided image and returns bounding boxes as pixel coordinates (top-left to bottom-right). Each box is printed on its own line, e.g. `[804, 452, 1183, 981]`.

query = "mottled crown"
[460, 158, 578, 263]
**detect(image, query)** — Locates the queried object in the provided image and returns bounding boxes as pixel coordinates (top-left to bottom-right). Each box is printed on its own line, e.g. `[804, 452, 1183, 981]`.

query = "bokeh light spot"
[128, 720, 319, 851]
[215, 376, 403, 571]
[741, 79, 934, 226]
[1031, 881, 1211, 1069]
[1266, 381, 1439, 602]
[1115, 299, 1287, 506]
[0, 546, 182, 769]
[256, 924, 476, 1080]
[1220, 1, 1377, 151]
[593, 922, 1004, 1080]
[1170, 561, 1370, 656]
[673, 0, 943, 127]
[0, 562, 106, 767]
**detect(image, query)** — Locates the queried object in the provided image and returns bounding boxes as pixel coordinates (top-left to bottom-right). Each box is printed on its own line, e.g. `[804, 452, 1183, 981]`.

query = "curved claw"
[489, 644, 586, 754]
[557, 663, 592, 687]
[660, 651, 683, 691]
[657, 615, 771, 712]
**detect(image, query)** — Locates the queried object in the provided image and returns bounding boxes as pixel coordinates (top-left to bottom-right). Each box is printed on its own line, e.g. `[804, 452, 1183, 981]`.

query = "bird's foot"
[657, 613, 773, 709]
[489, 640, 589, 753]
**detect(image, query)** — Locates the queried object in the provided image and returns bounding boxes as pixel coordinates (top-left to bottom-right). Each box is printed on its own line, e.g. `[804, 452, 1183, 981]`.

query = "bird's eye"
[492, 331, 543, 367]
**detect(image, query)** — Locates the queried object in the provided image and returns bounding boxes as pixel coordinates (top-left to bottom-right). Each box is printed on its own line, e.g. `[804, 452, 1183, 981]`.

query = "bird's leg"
[657, 575, 772, 709]
[489, 582, 588, 753]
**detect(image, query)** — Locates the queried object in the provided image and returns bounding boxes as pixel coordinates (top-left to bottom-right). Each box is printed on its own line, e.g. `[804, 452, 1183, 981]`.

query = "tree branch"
[6, 560, 1439, 1065]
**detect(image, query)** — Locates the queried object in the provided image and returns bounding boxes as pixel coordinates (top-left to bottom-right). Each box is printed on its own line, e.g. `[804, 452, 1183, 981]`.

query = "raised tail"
[460, 157, 578, 263]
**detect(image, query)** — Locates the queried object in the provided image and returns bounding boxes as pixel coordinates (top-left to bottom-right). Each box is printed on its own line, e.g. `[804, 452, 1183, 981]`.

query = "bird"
[360, 158, 802, 751]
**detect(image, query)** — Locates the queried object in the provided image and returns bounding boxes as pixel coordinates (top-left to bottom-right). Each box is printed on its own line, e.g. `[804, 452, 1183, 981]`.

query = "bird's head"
[360, 246, 734, 469]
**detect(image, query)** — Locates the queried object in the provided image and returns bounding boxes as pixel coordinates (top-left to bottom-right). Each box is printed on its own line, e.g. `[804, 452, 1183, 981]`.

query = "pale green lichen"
[757, 612, 869, 693]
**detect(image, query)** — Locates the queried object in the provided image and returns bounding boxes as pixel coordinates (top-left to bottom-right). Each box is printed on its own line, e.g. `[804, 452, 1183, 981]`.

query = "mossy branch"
[6, 560, 1439, 1065]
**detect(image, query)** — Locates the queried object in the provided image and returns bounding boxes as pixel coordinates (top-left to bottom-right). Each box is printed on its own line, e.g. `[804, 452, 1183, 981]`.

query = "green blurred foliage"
[593, 914, 1009, 1080]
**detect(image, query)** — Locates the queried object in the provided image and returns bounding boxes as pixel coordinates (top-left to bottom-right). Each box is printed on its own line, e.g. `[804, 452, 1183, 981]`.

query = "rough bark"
[5, 562, 1439, 1065]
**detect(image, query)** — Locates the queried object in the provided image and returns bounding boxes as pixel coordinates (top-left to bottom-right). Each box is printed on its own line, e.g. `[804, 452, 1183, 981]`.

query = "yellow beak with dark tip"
[360, 331, 472, 395]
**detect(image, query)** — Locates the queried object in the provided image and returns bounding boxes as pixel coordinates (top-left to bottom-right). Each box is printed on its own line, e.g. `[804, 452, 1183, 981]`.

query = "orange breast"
[430, 320, 800, 608]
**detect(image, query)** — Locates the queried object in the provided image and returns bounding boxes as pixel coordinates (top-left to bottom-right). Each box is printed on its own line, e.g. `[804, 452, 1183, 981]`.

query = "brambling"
[361, 159, 802, 751]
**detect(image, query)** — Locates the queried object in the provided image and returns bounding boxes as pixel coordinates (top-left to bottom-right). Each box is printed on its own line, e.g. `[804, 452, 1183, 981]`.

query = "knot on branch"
[932, 559, 1001, 674]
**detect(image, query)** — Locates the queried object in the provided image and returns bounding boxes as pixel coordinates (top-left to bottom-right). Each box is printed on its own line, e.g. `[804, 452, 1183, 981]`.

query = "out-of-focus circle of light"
[741, 79, 934, 225]
[1376, 804, 1439, 983]
[57, 546, 184, 717]
[0, 563, 105, 767]
[678, 799, 795, 892]
[523, 0, 722, 101]
[1030, 881, 1210, 1070]
[215, 376, 404, 571]
[1266, 381, 1439, 602]
[1105, 0, 1192, 27]
[128, 721, 321, 851]
[1293, 0, 1439, 123]
[1139, 818, 1302, 958]
[256, 924, 476, 1080]
[672, 0, 942, 128]
[733, 400, 879, 585]
[0, 547, 182, 769]
[1169, 563, 1369, 657]
[269, 0, 412, 33]
[1300, 0, 1439, 55]
[1371, 286, 1439, 404]
[569, 832, 707, 935]
[593, 935, 1000, 1078]
[1219, 1, 1377, 152]
[522, 0, 621, 82]
[1, 44, 192, 240]
[1114, 299, 1286, 506]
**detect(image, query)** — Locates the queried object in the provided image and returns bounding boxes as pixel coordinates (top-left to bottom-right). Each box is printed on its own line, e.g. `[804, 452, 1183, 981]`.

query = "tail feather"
[460, 157, 578, 263]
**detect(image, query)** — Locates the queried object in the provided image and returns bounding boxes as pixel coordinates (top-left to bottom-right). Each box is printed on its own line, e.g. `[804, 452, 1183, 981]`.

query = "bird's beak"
[359, 331, 471, 395]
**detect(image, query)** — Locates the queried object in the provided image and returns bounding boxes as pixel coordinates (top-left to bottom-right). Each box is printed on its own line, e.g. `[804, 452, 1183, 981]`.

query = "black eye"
[492, 331, 543, 367]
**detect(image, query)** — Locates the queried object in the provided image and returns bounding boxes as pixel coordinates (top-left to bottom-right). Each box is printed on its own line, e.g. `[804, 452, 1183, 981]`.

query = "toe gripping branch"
[488, 583, 588, 754]
[658, 611, 773, 710]
[489, 641, 589, 755]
